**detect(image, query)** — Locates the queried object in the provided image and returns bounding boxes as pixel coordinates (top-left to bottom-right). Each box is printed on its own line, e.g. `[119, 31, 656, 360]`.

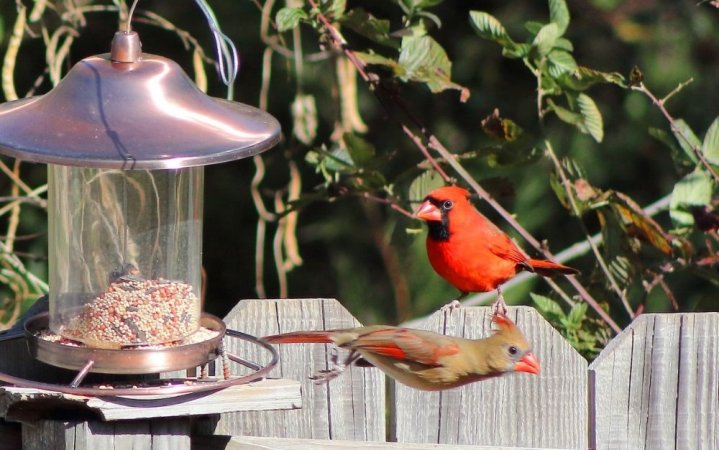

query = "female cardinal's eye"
[442, 200, 454, 210]
[508, 345, 518, 356]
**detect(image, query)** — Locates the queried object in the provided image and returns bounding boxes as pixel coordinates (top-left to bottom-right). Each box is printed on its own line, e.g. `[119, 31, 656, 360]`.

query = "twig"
[401, 125, 451, 182]
[273, 192, 289, 297]
[632, 79, 719, 184]
[251, 155, 274, 298]
[544, 141, 634, 319]
[2, 4, 26, 101]
[283, 160, 303, 269]
[358, 192, 415, 219]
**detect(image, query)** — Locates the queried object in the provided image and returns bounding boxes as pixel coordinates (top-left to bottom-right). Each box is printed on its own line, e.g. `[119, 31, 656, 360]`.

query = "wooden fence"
[1, 297, 718, 449]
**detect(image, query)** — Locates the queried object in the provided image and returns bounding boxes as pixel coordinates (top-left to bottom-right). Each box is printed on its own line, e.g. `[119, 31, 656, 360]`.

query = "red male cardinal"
[262, 312, 540, 391]
[415, 186, 578, 313]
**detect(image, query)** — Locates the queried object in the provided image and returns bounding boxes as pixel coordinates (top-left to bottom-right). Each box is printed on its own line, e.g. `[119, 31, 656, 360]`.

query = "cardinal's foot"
[491, 292, 508, 316]
[310, 365, 346, 384]
[440, 299, 462, 313]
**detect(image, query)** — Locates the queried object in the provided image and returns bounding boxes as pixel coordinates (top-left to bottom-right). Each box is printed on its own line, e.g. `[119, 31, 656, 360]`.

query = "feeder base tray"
[25, 313, 225, 374]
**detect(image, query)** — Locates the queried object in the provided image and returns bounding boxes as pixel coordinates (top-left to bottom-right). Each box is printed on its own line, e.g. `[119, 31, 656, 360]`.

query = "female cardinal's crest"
[491, 312, 516, 331]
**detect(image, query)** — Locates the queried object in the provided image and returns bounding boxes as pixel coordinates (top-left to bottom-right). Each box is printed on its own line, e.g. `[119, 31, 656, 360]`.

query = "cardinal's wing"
[350, 328, 459, 366]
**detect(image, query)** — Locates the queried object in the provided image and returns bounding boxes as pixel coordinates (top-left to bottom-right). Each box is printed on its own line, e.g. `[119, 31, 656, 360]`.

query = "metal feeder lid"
[0, 31, 281, 170]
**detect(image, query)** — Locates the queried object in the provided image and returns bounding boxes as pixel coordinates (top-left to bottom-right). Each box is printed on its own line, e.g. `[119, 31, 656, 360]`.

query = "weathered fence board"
[0, 380, 299, 421]
[205, 298, 386, 442]
[21, 418, 191, 450]
[589, 313, 719, 450]
[393, 306, 588, 449]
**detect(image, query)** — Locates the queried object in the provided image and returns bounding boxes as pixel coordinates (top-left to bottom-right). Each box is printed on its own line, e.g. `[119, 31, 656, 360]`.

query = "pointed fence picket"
[392, 306, 587, 449]
[589, 312, 719, 449]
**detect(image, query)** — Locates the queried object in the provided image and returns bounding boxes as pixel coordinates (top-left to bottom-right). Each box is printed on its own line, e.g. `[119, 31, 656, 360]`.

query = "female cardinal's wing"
[349, 328, 460, 366]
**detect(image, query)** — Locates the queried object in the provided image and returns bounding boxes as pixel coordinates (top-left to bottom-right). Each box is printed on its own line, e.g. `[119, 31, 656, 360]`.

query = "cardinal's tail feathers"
[262, 330, 335, 344]
[524, 259, 580, 277]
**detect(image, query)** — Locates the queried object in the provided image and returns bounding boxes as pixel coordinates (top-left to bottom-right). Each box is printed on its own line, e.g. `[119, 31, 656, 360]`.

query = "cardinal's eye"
[508, 345, 518, 356]
[442, 200, 454, 210]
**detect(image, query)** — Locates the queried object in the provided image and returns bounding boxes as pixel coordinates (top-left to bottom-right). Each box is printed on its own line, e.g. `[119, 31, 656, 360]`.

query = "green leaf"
[558, 66, 625, 91]
[547, 95, 603, 142]
[502, 43, 531, 59]
[469, 11, 515, 48]
[567, 302, 588, 327]
[291, 94, 317, 145]
[341, 8, 395, 48]
[408, 171, 445, 205]
[577, 93, 604, 143]
[649, 127, 680, 153]
[649, 127, 694, 170]
[398, 35, 467, 95]
[524, 21, 544, 35]
[329, 0, 347, 17]
[548, 99, 583, 128]
[417, 10, 443, 29]
[355, 51, 402, 74]
[673, 119, 701, 164]
[670, 169, 714, 227]
[549, 0, 571, 35]
[275, 7, 308, 32]
[533, 23, 560, 57]
[701, 117, 719, 166]
[342, 133, 375, 166]
[530, 293, 565, 319]
[608, 255, 632, 286]
[401, 0, 444, 10]
[547, 49, 577, 77]
[553, 37, 574, 52]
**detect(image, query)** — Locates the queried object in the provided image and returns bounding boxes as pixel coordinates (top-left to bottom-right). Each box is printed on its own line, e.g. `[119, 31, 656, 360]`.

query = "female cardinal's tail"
[263, 331, 335, 344]
[522, 259, 579, 277]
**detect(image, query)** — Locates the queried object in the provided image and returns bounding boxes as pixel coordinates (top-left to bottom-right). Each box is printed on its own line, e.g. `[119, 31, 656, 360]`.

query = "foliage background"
[0, 0, 717, 357]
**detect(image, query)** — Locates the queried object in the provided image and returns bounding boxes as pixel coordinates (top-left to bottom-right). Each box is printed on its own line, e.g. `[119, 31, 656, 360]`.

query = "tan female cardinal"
[415, 186, 578, 313]
[262, 312, 540, 391]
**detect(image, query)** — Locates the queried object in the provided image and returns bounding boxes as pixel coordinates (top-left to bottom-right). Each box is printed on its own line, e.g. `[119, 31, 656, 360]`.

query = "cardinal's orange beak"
[514, 352, 540, 375]
[415, 200, 442, 221]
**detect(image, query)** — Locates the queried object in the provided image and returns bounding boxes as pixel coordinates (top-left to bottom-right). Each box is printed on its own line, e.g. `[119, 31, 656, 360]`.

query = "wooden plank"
[21, 420, 70, 450]
[0, 379, 300, 422]
[393, 306, 588, 449]
[21, 419, 191, 450]
[589, 313, 719, 449]
[151, 419, 192, 450]
[210, 299, 385, 442]
[589, 312, 648, 448]
[200, 434, 569, 449]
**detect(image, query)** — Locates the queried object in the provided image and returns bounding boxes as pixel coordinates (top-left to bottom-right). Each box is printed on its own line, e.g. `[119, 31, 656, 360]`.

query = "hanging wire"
[125, 0, 239, 93]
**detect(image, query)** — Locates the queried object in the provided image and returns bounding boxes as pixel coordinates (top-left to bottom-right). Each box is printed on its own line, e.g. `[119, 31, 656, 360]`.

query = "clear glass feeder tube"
[48, 165, 203, 348]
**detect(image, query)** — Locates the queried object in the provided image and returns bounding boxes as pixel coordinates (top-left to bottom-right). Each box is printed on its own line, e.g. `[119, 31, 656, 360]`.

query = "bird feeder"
[0, 31, 280, 377]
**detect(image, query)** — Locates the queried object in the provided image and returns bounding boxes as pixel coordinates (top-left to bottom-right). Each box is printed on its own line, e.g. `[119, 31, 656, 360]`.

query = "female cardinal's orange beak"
[415, 200, 442, 221]
[514, 352, 540, 375]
